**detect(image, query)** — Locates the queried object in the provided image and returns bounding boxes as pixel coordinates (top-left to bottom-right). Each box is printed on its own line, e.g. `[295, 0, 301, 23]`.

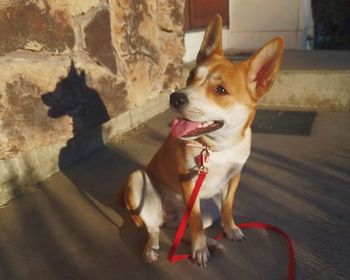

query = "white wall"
[183, 29, 230, 62]
[184, 0, 314, 62]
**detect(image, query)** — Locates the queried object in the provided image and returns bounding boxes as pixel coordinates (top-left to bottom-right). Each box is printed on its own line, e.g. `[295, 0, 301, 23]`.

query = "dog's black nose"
[170, 92, 189, 109]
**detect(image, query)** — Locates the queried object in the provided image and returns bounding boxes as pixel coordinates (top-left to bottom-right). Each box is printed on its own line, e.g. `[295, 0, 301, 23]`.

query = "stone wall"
[0, 0, 185, 205]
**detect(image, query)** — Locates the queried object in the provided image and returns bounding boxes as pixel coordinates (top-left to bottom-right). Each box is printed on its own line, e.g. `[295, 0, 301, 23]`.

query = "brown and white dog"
[123, 15, 284, 266]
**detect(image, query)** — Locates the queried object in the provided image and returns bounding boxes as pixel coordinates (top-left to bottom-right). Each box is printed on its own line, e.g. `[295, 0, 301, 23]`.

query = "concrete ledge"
[261, 71, 349, 111]
[261, 50, 350, 111]
[102, 92, 170, 143]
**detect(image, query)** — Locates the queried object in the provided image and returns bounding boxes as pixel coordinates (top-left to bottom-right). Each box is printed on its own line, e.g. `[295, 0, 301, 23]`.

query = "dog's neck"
[197, 125, 251, 152]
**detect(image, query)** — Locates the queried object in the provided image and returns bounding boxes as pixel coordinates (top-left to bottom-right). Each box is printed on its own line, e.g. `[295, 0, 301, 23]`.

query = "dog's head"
[170, 15, 284, 140]
[42, 61, 110, 134]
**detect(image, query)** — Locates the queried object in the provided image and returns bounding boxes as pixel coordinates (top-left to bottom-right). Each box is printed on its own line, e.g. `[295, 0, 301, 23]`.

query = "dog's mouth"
[171, 118, 224, 139]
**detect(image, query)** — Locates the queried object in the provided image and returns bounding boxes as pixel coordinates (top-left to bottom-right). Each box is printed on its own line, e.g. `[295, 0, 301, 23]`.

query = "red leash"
[167, 169, 207, 263]
[167, 145, 295, 280]
[214, 222, 295, 280]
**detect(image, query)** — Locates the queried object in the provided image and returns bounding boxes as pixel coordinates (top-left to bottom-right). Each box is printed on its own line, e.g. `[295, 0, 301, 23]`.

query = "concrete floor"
[0, 110, 349, 280]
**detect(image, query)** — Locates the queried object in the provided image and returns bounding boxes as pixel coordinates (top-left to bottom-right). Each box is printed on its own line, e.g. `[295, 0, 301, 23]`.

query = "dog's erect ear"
[245, 37, 285, 100]
[196, 14, 224, 64]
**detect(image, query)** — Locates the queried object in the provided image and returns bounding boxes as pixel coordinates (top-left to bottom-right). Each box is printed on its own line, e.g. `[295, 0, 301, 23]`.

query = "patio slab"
[0, 110, 349, 280]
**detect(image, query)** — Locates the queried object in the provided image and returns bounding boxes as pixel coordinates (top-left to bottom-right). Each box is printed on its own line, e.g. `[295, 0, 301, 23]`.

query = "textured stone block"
[109, 0, 185, 106]
[0, 0, 75, 54]
[84, 8, 117, 74]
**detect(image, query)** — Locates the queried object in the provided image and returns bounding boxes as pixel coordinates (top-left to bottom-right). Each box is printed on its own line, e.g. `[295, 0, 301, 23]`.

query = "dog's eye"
[215, 85, 227, 95]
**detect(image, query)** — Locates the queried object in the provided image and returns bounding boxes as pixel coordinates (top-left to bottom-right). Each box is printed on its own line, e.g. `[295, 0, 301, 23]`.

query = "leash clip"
[199, 165, 208, 174]
[186, 143, 210, 174]
[199, 146, 210, 174]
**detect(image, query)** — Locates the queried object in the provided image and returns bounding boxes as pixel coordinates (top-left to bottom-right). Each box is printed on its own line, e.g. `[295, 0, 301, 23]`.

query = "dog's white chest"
[197, 140, 250, 199]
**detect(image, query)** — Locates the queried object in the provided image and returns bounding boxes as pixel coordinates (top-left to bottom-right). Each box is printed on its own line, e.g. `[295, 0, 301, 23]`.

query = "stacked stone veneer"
[0, 0, 185, 205]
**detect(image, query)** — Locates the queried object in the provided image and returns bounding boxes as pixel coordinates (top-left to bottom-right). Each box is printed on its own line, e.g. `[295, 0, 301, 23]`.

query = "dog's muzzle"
[170, 92, 189, 110]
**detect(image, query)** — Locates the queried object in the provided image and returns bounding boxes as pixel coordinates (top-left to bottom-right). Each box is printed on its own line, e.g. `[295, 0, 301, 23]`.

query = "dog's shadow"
[41, 60, 147, 260]
[42, 60, 110, 169]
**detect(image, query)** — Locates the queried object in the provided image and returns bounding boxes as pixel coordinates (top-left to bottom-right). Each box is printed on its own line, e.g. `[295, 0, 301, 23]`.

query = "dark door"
[184, 0, 229, 31]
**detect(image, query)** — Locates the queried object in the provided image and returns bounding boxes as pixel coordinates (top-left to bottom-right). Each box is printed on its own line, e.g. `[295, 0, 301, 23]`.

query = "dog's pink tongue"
[171, 118, 202, 138]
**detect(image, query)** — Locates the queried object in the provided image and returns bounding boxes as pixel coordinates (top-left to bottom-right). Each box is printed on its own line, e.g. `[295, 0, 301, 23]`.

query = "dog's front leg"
[221, 174, 245, 241]
[182, 182, 209, 266]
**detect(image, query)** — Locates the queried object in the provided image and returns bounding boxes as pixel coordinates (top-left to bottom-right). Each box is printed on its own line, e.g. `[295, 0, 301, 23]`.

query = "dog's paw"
[224, 227, 246, 242]
[143, 246, 160, 264]
[192, 245, 210, 267]
[207, 237, 226, 254]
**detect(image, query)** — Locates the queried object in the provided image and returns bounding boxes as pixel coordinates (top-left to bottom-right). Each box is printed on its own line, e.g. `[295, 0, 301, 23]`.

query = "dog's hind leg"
[200, 195, 226, 254]
[124, 169, 164, 263]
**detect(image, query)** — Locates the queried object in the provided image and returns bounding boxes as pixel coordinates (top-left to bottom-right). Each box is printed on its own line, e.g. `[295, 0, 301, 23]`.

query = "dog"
[123, 15, 284, 266]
